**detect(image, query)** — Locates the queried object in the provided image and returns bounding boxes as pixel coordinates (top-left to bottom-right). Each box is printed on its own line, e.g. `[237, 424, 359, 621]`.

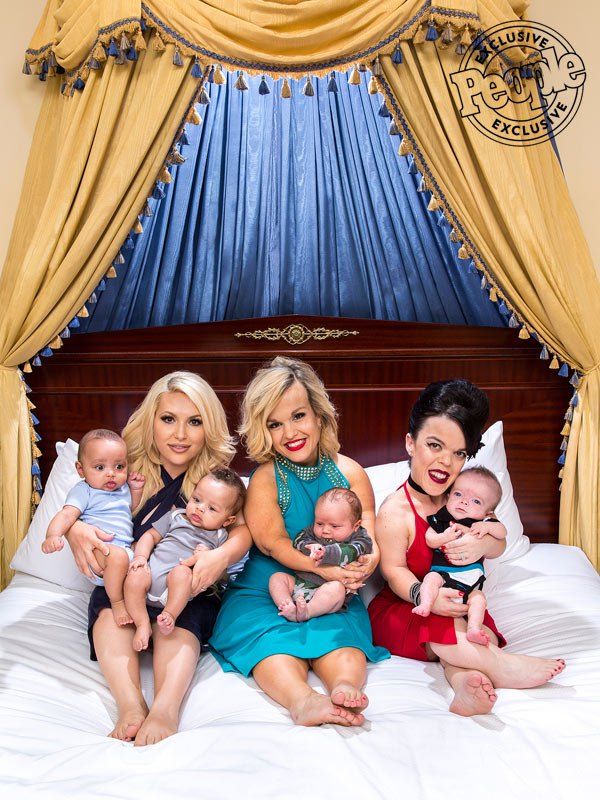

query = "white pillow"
[11, 440, 91, 592]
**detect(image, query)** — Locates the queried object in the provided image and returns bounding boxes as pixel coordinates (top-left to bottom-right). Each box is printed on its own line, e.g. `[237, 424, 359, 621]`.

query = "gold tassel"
[413, 24, 427, 45]
[427, 196, 440, 212]
[159, 166, 172, 183]
[518, 326, 530, 339]
[489, 287, 498, 302]
[281, 78, 291, 98]
[92, 42, 107, 62]
[49, 336, 63, 349]
[457, 245, 469, 260]
[368, 76, 378, 95]
[188, 107, 201, 125]
[134, 29, 146, 52]
[549, 355, 559, 369]
[106, 266, 118, 278]
[398, 137, 411, 157]
[77, 305, 89, 318]
[558, 467, 564, 479]
[33, 491, 42, 506]
[27, 398, 36, 410]
[23, 362, 32, 373]
[33, 444, 42, 459]
[460, 26, 472, 46]
[560, 422, 571, 436]
[348, 67, 361, 85]
[153, 31, 165, 52]
[213, 65, 226, 84]
[133, 219, 144, 234]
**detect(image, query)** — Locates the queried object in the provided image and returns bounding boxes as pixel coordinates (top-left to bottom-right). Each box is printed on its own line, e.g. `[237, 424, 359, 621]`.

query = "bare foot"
[449, 670, 497, 717]
[134, 708, 178, 746]
[467, 628, 490, 647]
[108, 703, 149, 741]
[156, 610, 175, 636]
[291, 692, 364, 727]
[133, 621, 152, 651]
[111, 600, 133, 627]
[295, 596, 309, 622]
[277, 599, 297, 622]
[331, 682, 369, 711]
[490, 653, 566, 689]
[412, 603, 432, 618]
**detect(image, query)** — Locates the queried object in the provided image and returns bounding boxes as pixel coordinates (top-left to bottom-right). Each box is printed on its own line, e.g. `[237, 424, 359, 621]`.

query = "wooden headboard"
[26, 316, 570, 544]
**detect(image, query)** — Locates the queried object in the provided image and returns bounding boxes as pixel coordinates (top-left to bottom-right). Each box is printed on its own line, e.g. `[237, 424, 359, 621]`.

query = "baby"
[42, 429, 145, 626]
[269, 487, 372, 623]
[124, 467, 246, 651]
[412, 466, 507, 646]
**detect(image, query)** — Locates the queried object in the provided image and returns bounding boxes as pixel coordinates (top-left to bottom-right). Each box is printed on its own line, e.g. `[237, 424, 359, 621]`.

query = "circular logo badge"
[450, 21, 586, 146]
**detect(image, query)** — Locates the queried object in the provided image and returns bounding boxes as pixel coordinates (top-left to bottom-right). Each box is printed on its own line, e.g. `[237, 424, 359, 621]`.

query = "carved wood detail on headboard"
[26, 316, 570, 543]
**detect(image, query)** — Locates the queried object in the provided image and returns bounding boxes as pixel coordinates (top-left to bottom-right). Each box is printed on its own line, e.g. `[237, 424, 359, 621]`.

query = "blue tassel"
[24, 381, 32, 393]
[141, 18, 147, 31]
[152, 185, 165, 200]
[498, 301, 510, 316]
[55, 65, 65, 75]
[124, 235, 134, 250]
[97, 279, 107, 292]
[41, 60, 49, 75]
[88, 292, 97, 304]
[30, 413, 40, 425]
[191, 59, 202, 78]
[22, 60, 32, 75]
[530, 331, 540, 343]
[327, 73, 338, 93]
[378, 101, 391, 118]
[126, 47, 137, 62]
[40, 347, 53, 357]
[557, 453, 566, 465]
[179, 131, 189, 146]
[60, 327, 70, 339]
[69, 316, 80, 329]
[569, 372, 580, 388]
[89, 58, 100, 70]
[388, 120, 400, 136]
[392, 45, 403, 65]
[108, 38, 119, 58]
[33, 475, 43, 490]
[539, 345, 549, 360]
[560, 437, 569, 451]
[173, 49, 184, 67]
[468, 260, 478, 274]
[426, 24, 439, 41]
[39, 72, 47, 83]
[259, 77, 270, 95]
[417, 178, 426, 193]
[31, 461, 41, 476]
[508, 314, 519, 328]
[34, 431, 42, 444]
[437, 211, 447, 228]
[73, 77, 85, 91]
[198, 87, 210, 105]
[571, 391, 579, 408]
[407, 157, 418, 175]
[557, 363, 569, 378]
[207, 66, 215, 83]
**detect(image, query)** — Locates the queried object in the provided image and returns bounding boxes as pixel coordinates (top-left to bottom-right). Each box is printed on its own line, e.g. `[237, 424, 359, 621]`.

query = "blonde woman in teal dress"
[210, 357, 389, 727]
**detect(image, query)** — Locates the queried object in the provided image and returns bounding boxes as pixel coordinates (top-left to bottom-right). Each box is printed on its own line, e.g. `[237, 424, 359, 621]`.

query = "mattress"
[1, 544, 599, 800]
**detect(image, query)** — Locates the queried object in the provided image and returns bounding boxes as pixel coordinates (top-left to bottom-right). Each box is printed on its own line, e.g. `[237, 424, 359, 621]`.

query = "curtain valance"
[25, 0, 530, 83]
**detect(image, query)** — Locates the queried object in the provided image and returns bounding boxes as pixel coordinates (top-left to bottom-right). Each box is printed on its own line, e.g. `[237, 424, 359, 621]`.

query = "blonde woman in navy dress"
[210, 357, 389, 726]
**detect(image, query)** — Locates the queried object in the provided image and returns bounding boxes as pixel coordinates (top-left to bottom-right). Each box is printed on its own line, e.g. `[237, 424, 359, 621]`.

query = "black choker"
[408, 475, 429, 495]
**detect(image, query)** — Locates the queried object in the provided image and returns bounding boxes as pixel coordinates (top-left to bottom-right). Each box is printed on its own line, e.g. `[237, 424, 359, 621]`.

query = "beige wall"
[1, 1, 599, 272]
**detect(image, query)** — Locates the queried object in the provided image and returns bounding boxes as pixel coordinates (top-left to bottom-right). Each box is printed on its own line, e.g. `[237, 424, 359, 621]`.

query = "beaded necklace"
[274, 449, 345, 513]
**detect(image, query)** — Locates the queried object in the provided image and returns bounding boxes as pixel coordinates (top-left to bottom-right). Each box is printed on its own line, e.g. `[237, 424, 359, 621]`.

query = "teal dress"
[209, 453, 389, 676]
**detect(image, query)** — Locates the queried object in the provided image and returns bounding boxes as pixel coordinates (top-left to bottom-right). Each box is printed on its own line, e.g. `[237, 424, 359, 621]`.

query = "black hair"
[408, 380, 489, 457]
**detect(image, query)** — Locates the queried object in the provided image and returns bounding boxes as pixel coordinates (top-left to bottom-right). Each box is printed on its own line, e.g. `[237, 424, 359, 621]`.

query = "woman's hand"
[441, 532, 487, 566]
[180, 547, 228, 596]
[63, 520, 114, 579]
[430, 587, 469, 617]
[315, 562, 366, 592]
[356, 552, 379, 579]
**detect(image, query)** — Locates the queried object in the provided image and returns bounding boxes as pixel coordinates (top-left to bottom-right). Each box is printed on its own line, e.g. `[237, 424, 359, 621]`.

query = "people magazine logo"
[450, 21, 586, 146]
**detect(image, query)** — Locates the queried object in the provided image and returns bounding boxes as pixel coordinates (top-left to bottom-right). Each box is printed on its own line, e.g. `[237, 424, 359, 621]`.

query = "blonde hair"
[122, 371, 236, 511]
[239, 357, 340, 463]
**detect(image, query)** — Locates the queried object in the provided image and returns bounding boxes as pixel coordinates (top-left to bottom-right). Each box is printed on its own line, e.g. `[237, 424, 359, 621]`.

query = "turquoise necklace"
[274, 449, 343, 513]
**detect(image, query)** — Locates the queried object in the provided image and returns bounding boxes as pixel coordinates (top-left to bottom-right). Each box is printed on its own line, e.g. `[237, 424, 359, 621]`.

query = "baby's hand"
[128, 555, 148, 572]
[306, 543, 325, 563]
[469, 522, 488, 539]
[127, 471, 146, 491]
[42, 536, 64, 554]
[444, 525, 463, 540]
[194, 543, 210, 553]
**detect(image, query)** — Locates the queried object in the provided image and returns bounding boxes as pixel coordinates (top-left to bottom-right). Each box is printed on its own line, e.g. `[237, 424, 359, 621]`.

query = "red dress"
[369, 483, 506, 661]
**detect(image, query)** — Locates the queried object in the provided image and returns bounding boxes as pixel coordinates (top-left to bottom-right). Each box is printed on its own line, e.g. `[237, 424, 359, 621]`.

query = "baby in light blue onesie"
[43, 429, 145, 626]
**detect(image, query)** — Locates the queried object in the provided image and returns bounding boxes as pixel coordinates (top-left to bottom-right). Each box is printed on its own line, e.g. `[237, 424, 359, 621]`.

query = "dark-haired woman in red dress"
[369, 379, 566, 716]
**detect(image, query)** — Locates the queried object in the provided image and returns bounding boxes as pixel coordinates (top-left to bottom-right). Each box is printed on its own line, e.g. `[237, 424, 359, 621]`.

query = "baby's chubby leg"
[466, 589, 490, 646]
[412, 572, 444, 617]
[95, 545, 134, 627]
[299, 581, 346, 622]
[124, 564, 153, 651]
[269, 573, 298, 622]
[157, 565, 194, 635]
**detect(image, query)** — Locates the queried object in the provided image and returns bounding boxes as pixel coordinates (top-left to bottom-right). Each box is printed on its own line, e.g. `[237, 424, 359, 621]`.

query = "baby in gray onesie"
[124, 468, 246, 651]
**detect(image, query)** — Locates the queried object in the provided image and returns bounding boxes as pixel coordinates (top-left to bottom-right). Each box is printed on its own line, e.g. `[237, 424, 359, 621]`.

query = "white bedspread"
[1, 544, 599, 800]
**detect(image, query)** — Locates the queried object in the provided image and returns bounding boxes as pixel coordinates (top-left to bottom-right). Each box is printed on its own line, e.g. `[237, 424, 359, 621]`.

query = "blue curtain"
[82, 73, 505, 331]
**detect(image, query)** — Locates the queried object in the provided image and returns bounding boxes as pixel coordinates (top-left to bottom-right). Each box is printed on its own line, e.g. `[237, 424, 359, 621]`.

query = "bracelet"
[409, 581, 422, 606]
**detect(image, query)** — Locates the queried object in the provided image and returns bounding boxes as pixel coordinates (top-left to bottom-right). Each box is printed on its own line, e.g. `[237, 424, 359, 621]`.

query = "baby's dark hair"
[208, 467, 246, 515]
[78, 429, 126, 462]
[456, 466, 502, 510]
[408, 379, 489, 458]
[317, 487, 362, 523]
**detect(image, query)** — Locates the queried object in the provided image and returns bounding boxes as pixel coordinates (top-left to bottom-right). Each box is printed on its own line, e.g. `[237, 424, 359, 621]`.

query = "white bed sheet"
[1, 543, 599, 800]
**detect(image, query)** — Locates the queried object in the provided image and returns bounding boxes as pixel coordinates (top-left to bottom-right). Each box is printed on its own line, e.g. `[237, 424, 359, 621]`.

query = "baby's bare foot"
[449, 670, 497, 717]
[295, 596, 309, 622]
[108, 702, 149, 741]
[156, 610, 175, 636]
[291, 692, 364, 727]
[467, 628, 490, 647]
[134, 708, 178, 746]
[111, 600, 133, 627]
[490, 653, 566, 689]
[412, 603, 432, 618]
[277, 599, 297, 622]
[133, 621, 152, 651]
[331, 682, 369, 711]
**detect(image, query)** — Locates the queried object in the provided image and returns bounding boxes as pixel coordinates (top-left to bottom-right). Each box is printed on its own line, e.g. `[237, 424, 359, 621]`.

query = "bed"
[1, 316, 598, 799]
